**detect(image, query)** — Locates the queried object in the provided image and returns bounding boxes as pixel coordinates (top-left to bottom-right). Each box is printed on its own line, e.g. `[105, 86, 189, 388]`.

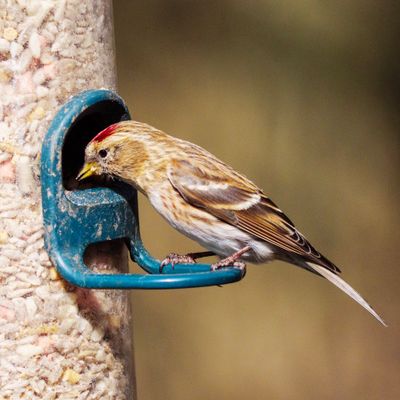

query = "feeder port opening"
[61, 99, 129, 190]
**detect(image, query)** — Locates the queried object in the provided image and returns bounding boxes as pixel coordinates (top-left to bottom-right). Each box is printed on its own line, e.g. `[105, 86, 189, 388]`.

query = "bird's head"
[76, 121, 154, 185]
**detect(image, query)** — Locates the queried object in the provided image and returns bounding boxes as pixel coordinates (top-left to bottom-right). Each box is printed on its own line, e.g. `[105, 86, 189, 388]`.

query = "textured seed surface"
[0, 1, 131, 399]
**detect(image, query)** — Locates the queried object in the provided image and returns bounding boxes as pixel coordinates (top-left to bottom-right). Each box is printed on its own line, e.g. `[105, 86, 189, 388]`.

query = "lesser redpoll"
[77, 121, 385, 325]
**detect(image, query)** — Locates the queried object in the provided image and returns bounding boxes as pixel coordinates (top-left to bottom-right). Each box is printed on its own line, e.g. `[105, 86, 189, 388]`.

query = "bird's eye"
[98, 149, 108, 158]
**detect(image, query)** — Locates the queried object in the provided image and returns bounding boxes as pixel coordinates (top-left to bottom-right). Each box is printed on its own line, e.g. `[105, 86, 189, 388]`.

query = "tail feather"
[306, 262, 387, 326]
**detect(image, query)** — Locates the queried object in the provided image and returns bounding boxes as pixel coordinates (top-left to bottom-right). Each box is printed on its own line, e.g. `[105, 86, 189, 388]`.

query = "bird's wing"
[168, 158, 340, 274]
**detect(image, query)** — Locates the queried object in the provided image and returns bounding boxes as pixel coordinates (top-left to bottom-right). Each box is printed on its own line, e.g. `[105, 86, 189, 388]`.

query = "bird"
[77, 120, 386, 325]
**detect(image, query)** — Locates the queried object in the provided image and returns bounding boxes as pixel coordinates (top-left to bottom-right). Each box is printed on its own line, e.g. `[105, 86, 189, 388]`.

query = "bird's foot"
[159, 253, 196, 272]
[210, 245, 251, 273]
[211, 259, 247, 272]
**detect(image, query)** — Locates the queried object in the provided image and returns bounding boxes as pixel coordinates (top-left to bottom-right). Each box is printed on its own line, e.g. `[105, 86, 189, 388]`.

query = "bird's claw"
[159, 253, 196, 273]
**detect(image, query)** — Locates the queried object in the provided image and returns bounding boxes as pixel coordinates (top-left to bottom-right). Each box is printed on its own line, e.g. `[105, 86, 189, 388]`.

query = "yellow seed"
[28, 106, 45, 121]
[109, 314, 121, 329]
[49, 267, 60, 281]
[63, 368, 80, 384]
[0, 231, 8, 244]
[0, 69, 10, 83]
[3, 27, 17, 41]
[0, 142, 18, 154]
[38, 323, 58, 334]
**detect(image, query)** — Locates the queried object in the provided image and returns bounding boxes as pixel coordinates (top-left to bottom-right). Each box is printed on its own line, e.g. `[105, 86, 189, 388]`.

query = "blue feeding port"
[41, 89, 245, 289]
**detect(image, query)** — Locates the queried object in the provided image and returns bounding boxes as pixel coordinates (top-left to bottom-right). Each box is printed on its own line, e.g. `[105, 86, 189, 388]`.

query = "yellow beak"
[76, 162, 98, 181]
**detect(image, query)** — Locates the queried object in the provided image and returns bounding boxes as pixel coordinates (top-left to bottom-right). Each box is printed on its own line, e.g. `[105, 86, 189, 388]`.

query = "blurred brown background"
[113, 1, 399, 399]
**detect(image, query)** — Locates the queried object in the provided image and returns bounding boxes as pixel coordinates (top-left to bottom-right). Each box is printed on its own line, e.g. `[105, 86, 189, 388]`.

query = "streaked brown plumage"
[77, 121, 385, 325]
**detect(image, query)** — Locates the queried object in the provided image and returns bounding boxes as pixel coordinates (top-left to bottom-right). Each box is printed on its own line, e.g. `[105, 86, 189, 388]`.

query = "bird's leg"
[211, 245, 251, 271]
[160, 251, 216, 272]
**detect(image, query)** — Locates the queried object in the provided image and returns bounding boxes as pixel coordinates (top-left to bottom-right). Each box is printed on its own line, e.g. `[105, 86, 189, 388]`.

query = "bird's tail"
[306, 262, 387, 326]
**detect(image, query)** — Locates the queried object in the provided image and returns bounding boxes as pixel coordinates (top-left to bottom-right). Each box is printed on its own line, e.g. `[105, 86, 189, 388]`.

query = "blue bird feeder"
[40, 89, 245, 289]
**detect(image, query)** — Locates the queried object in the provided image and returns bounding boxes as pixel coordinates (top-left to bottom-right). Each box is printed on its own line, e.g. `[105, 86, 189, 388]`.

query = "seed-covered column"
[0, 1, 135, 398]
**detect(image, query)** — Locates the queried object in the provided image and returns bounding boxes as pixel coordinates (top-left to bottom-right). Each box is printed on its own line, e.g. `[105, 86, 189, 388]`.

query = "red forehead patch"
[92, 123, 119, 143]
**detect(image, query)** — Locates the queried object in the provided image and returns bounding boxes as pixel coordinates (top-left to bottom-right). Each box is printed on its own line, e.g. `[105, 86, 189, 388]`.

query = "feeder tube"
[0, 1, 135, 398]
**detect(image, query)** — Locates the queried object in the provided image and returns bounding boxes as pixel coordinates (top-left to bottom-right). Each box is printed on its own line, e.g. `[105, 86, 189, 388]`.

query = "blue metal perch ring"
[40, 89, 245, 289]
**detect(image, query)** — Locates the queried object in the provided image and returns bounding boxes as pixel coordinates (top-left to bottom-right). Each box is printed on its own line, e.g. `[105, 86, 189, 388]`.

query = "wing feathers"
[169, 159, 260, 210]
[168, 157, 340, 273]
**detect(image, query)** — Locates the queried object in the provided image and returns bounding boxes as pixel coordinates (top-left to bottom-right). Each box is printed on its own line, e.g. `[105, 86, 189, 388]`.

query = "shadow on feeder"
[41, 89, 245, 289]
